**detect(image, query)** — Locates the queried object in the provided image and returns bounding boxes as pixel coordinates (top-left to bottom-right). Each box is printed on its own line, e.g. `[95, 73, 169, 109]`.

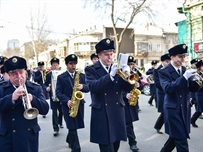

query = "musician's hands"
[110, 63, 117, 77]
[12, 86, 25, 101]
[190, 73, 200, 81]
[183, 69, 197, 80]
[134, 82, 140, 88]
[46, 87, 51, 92]
[24, 94, 33, 103]
[76, 84, 83, 91]
[126, 93, 132, 100]
[67, 100, 73, 108]
[121, 65, 130, 74]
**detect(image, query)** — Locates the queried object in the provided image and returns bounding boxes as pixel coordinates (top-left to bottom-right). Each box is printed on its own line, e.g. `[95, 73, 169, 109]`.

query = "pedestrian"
[85, 38, 134, 152]
[146, 60, 158, 106]
[43, 57, 64, 136]
[56, 54, 89, 152]
[0, 65, 10, 82]
[122, 55, 143, 152]
[0, 56, 49, 152]
[159, 44, 200, 152]
[153, 53, 171, 134]
[190, 60, 203, 127]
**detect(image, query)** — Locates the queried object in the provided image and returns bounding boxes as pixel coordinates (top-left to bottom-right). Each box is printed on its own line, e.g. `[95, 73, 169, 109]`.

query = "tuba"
[18, 78, 39, 120]
[69, 71, 84, 118]
[128, 70, 141, 106]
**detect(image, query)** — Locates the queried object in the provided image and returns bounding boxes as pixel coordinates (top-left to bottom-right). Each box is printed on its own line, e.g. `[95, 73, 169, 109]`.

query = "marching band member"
[159, 44, 200, 152]
[190, 60, 203, 127]
[0, 56, 5, 82]
[90, 53, 99, 64]
[0, 56, 49, 152]
[153, 53, 171, 134]
[43, 57, 63, 136]
[56, 54, 89, 152]
[0, 65, 10, 82]
[33, 61, 49, 118]
[146, 60, 158, 106]
[85, 38, 134, 152]
[122, 55, 143, 152]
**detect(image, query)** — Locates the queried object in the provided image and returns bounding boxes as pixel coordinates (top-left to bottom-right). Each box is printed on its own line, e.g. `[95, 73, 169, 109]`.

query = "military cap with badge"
[128, 55, 135, 65]
[38, 61, 45, 66]
[4, 56, 27, 73]
[168, 44, 188, 56]
[151, 60, 158, 65]
[90, 53, 98, 60]
[65, 54, 78, 64]
[161, 53, 171, 61]
[95, 38, 115, 54]
[51, 57, 60, 65]
[190, 58, 198, 65]
[196, 60, 203, 69]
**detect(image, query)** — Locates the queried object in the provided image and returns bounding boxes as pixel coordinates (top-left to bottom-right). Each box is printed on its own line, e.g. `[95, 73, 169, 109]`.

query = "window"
[165, 45, 169, 53]
[148, 43, 152, 52]
[173, 36, 177, 41]
[157, 43, 161, 52]
[90, 42, 97, 51]
[140, 59, 144, 66]
[165, 35, 169, 41]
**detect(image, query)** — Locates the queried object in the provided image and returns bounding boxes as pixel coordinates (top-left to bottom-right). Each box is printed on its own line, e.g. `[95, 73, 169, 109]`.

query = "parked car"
[140, 74, 151, 95]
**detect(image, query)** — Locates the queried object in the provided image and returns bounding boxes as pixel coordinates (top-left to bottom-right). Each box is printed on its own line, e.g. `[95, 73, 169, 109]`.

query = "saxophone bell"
[75, 91, 84, 100]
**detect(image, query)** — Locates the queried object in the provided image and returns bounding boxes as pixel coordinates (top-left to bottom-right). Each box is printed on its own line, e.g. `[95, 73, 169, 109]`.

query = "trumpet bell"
[128, 73, 139, 84]
[75, 91, 84, 100]
[24, 108, 39, 120]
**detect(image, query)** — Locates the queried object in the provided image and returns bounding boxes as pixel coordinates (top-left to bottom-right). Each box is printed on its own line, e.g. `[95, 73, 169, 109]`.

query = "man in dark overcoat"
[56, 54, 89, 152]
[122, 55, 143, 152]
[146, 60, 158, 106]
[0, 56, 49, 152]
[85, 38, 134, 152]
[153, 53, 170, 134]
[191, 60, 203, 127]
[43, 57, 63, 136]
[33, 61, 49, 118]
[159, 44, 200, 152]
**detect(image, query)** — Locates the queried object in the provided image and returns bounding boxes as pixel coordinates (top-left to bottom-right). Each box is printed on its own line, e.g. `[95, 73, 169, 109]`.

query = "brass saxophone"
[128, 71, 141, 106]
[69, 71, 84, 118]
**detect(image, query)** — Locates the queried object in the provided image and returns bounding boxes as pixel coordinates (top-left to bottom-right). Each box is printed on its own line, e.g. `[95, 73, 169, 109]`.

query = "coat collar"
[93, 61, 109, 77]
[168, 63, 186, 80]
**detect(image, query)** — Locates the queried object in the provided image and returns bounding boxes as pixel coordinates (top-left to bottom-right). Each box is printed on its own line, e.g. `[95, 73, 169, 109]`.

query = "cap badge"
[183, 45, 186, 49]
[72, 55, 75, 58]
[129, 56, 132, 59]
[106, 39, 110, 44]
[12, 58, 17, 63]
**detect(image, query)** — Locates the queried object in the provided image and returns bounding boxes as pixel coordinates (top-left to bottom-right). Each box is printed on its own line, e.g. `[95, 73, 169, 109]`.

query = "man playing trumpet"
[0, 56, 49, 152]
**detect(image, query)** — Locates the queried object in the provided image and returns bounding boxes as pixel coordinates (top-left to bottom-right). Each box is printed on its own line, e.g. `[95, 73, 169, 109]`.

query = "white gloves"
[190, 73, 200, 81]
[121, 65, 130, 74]
[110, 63, 118, 77]
[183, 69, 197, 80]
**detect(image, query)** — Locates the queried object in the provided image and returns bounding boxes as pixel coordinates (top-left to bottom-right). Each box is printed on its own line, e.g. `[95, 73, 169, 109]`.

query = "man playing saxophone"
[56, 54, 89, 152]
[43, 57, 63, 136]
[122, 55, 143, 152]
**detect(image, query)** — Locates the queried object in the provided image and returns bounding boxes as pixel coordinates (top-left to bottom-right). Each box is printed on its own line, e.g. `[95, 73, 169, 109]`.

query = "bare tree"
[84, 0, 171, 58]
[3, 47, 21, 58]
[26, 3, 51, 63]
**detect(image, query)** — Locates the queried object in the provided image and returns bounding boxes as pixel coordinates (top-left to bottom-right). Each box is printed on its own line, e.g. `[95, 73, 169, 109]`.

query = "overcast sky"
[0, 0, 185, 50]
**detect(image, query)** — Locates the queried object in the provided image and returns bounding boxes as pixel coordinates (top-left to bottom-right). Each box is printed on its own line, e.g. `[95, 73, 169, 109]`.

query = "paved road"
[39, 93, 203, 152]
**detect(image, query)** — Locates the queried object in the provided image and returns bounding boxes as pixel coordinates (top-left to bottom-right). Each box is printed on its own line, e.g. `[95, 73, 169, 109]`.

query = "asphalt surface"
[39, 93, 203, 152]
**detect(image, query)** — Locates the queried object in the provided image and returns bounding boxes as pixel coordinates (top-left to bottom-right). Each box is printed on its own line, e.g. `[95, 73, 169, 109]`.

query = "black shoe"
[60, 125, 64, 128]
[53, 131, 59, 136]
[148, 102, 153, 106]
[191, 122, 198, 128]
[130, 145, 139, 152]
[155, 129, 163, 134]
[138, 109, 141, 112]
[43, 115, 46, 118]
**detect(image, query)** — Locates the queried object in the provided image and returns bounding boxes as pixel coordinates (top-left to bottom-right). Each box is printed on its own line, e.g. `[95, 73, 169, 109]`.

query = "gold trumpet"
[18, 78, 39, 120]
[186, 66, 203, 86]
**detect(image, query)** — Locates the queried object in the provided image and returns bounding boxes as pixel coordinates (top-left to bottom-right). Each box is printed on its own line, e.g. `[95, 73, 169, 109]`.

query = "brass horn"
[18, 78, 39, 120]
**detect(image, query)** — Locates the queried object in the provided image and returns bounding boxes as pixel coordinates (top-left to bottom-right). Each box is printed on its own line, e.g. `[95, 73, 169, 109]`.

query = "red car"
[140, 74, 150, 95]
